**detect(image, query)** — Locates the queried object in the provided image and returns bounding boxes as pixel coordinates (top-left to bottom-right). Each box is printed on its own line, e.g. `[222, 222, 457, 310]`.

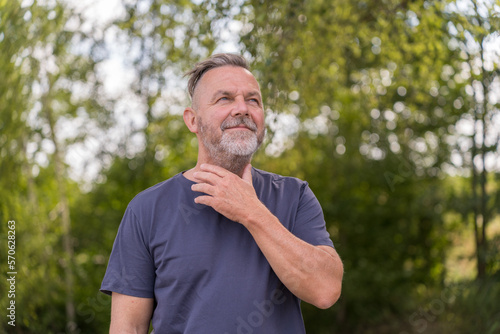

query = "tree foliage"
[1, 0, 112, 332]
[1, 0, 499, 332]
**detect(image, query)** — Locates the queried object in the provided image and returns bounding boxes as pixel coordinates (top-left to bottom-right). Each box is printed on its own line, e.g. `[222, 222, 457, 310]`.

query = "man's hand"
[191, 163, 266, 224]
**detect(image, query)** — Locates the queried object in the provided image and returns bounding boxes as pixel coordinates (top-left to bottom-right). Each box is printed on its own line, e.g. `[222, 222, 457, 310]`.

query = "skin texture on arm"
[191, 163, 343, 309]
[109, 292, 154, 334]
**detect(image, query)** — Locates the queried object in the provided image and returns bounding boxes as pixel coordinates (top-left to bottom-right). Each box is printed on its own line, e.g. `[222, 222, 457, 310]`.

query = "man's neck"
[183, 156, 251, 181]
[210, 155, 251, 176]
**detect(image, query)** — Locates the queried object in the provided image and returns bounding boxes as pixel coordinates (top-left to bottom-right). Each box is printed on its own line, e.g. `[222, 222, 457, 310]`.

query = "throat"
[207, 152, 252, 176]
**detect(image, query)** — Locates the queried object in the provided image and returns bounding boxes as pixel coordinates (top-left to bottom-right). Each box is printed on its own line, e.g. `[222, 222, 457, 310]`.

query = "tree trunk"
[44, 100, 77, 333]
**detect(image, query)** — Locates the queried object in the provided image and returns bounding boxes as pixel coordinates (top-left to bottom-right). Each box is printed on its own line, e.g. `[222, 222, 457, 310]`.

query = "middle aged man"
[101, 53, 344, 334]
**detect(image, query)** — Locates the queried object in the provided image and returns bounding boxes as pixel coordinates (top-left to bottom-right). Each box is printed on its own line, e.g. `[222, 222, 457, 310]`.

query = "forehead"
[195, 65, 261, 97]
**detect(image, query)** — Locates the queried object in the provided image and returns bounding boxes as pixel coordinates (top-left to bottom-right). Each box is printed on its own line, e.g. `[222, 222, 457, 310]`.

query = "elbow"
[312, 280, 342, 309]
[315, 287, 341, 309]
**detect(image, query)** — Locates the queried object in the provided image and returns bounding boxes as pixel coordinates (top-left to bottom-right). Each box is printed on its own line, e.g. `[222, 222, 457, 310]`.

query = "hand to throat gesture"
[191, 163, 267, 225]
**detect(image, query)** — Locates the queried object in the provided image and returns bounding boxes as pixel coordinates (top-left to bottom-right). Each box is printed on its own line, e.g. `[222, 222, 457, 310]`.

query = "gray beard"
[200, 127, 257, 175]
[198, 115, 264, 174]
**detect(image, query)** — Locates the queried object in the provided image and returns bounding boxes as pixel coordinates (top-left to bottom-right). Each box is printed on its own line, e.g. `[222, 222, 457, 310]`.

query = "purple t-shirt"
[101, 168, 334, 333]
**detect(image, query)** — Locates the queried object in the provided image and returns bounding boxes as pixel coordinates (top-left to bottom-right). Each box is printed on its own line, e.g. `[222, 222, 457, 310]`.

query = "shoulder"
[127, 173, 188, 211]
[252, 167, 308, 191]
[252, 168, 311, 203]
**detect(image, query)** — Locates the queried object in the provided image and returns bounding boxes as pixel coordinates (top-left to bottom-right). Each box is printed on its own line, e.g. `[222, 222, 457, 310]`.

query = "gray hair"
[185, 53, 250, 99]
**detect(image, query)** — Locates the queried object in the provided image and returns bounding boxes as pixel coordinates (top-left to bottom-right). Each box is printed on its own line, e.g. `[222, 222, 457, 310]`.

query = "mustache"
[220, 116, 258, 132]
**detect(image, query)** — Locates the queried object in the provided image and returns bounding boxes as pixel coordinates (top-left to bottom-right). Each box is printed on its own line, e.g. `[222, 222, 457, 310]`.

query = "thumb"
[242, 164, 253, 184]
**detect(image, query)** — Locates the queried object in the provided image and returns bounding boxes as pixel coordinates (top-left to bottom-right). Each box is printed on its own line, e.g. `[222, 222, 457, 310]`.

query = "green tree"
[445, 0, 500, 280]
[0, 0, 112, 332]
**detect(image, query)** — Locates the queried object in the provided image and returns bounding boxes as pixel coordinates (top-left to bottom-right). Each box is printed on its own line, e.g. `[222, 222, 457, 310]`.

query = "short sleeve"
[100, 206, 155, 298]
[292, 184, 334, 248]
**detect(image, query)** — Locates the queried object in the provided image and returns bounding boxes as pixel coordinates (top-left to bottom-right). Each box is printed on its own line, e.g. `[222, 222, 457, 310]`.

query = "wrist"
[242, 202, 277, 230]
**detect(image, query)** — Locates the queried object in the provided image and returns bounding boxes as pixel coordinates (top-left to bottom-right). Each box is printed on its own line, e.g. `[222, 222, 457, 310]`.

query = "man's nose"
[230, 97, 249, 117]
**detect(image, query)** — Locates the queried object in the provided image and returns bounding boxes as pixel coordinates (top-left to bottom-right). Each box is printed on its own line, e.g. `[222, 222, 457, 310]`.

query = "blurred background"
[1, 0, 499, 333]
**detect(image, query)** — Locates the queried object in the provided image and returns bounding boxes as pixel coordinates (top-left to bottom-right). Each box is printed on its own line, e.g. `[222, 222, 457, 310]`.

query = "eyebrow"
[245, 91, 262, 100]
[211, 90, 233, 99]
[210, 90, 262, 102]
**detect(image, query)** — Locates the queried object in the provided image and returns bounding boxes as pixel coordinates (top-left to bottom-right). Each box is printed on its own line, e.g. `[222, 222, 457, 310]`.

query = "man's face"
[192, 66, 266, 159]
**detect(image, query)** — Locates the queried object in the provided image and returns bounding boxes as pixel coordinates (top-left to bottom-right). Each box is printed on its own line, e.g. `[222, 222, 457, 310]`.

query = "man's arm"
[110, 292, 154, 334]
[191, 164, 343, 309]
[244, 213, 343, 309]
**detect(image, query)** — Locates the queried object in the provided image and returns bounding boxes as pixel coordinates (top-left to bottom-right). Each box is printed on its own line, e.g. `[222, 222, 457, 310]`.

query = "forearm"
[242, 206, 343, 309]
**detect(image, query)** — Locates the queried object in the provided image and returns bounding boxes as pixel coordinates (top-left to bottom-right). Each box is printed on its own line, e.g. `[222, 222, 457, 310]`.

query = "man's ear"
[183, 107, 198, 133]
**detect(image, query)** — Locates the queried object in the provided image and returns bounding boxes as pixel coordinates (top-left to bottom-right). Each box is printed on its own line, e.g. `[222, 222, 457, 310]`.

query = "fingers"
[192, 164, 231, 185]
[191, 182, 213, 195]
[194, 194, 214, 206]
[190, 164, 257, 223]
[242, 164, 253, 184]
[191, 164, 230, 197]
[191, 163, 254, 208]
[192, 171, 219, 185]
[199, 163, 228, 178]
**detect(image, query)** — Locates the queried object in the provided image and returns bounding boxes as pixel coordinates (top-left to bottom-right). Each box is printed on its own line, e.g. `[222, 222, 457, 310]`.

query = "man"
[101, 53, 343, 333]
